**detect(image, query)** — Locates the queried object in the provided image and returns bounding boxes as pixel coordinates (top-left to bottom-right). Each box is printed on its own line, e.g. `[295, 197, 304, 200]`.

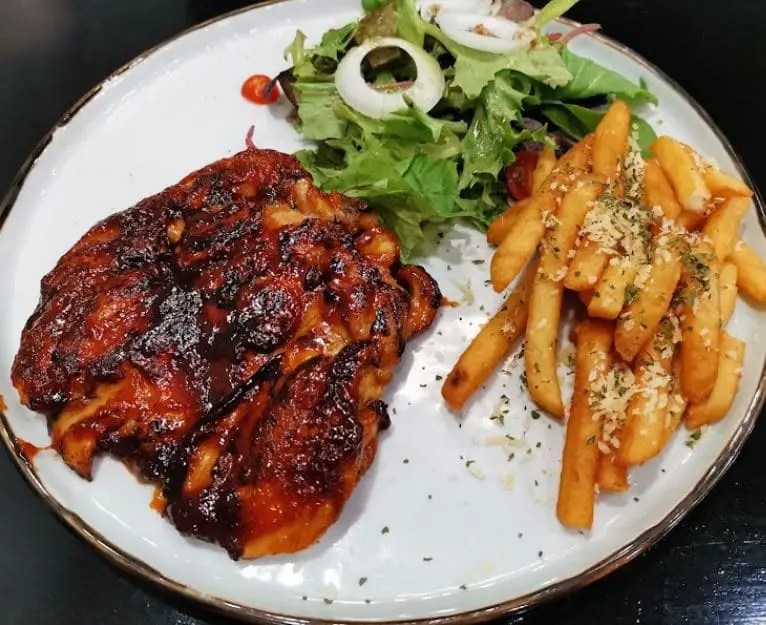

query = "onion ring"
[335, 37, 445, 120]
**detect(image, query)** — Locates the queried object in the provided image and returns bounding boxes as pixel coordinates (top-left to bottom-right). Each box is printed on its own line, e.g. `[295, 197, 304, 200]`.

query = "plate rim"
[1, 3, 764, 623]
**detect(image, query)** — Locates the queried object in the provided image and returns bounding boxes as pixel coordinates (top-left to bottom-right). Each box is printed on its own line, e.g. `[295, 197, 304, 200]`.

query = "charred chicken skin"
[12, 148, 440, 559]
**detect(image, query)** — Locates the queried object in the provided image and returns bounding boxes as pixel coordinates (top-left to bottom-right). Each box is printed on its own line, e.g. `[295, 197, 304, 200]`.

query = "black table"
[1, 1, 765, 623]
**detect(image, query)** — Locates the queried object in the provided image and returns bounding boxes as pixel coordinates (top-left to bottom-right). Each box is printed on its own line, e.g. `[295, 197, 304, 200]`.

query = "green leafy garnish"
[362, 0, 388, 13]
[283, 0, 659, 259]
[450, 43, 572, 100]
[552, 49, 658, 107]
[539, 102, 657, 155]
[459, 71, 546, 186]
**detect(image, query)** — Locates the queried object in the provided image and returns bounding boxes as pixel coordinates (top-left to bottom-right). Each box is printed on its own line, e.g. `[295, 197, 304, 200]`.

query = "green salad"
[277, 0, 657, 259]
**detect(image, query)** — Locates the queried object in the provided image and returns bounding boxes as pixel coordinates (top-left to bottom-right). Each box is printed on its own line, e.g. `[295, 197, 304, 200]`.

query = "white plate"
[1, 1, 764, 623]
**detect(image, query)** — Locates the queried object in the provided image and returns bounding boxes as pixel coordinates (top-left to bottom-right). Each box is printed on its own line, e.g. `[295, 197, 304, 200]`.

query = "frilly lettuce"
[284, 0, 659, 259]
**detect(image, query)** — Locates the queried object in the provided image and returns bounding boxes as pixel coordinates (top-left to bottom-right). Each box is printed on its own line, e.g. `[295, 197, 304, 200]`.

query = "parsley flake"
[685, 428, 703, 448]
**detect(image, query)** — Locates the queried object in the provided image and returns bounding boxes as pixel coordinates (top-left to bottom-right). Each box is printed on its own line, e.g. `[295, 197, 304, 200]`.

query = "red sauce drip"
[241, 75, 280, 105]
[441, 297, 460, 308]
[17, 439, 47, 463]
[150, 486, 167, 514]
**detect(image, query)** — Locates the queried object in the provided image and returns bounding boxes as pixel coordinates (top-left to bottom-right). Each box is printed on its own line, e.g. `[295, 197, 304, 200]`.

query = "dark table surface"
[1, 1, 765, 624]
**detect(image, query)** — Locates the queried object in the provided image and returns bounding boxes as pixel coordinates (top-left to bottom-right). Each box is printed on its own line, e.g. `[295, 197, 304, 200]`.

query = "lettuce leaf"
[286, 22, 357, 79]
[394, 0, 426, 46]
[415, 8, 571, 100]
[452, 44, 571, 100]
[382, 0, 572, 99]
[550, 48, 658, 106]
[295, 102, 470, 259]
[311, 22, 358, 63]
[285, 0, 659, 260]
[460, 71, 545, 186]
[624, 114, 657, 154]
[335, 99, 467, 145]
[404, 154, 461, 216]
[292, 83, 347, 140]
[284, 30, 307, 66]
[362, 0, 388, 12]
[539, 101, 602, 137]
[456, 71, 548, 224]
[299, 132, 464, 258]
[539, 102, 657, 155]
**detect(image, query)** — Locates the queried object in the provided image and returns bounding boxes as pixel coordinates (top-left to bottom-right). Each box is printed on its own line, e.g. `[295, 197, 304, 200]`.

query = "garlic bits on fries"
[442, 100, 759, 530]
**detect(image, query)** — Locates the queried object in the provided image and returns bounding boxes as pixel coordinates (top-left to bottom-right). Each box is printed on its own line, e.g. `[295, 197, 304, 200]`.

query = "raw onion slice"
[334, 37, 445, 120]
[436, 12, 536, 53]
[419, 0, 497, 21]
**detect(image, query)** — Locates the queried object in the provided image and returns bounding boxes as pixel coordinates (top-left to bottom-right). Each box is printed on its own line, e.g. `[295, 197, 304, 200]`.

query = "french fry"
[719, 261, 738, 326]
[491, 192, 556, 292]
[593, 99, 631, 178]
[487, 198, 529, 246]
[660, 361, 688, 448]
[679, 239, 721, 404]
[557, 319, 613, 530]
[564, 240, 609, 291]
[553, 134, 595, 173]
[644, 157, 683, 222]
[442, 264, 535, 411]
[526, 179, 604, 418]
[596, 452, 628, 492]
[680, 143, 753, 198]
[487, 145, 578, 246]
[729, 239, 766, 303]
[701, 166, 753, 199]
[526, 277, 565, 417]
[443, 127, 755, 530]
[651, 136, 711, 212]
[617, 321, 677, 466]
[443, 122, 759, 532]
[588, 257, 637, 320]
[702, 196, 751, 261]
[597, 355, 631, 489]
[532, 145, 558, 193]
[615, 246, 682, 362]
[685, 332, 745, 428]
[491, 138, 594, 292]
[578, 289, 594, 307]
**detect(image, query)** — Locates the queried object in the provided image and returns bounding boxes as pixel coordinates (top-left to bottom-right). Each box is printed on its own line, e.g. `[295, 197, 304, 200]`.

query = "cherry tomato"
[241, 74, 280, 105]
[503, 150, 539, 201]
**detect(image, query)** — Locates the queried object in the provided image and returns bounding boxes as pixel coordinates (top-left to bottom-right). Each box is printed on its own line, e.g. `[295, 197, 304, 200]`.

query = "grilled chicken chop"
[12, 148, 440, 559]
